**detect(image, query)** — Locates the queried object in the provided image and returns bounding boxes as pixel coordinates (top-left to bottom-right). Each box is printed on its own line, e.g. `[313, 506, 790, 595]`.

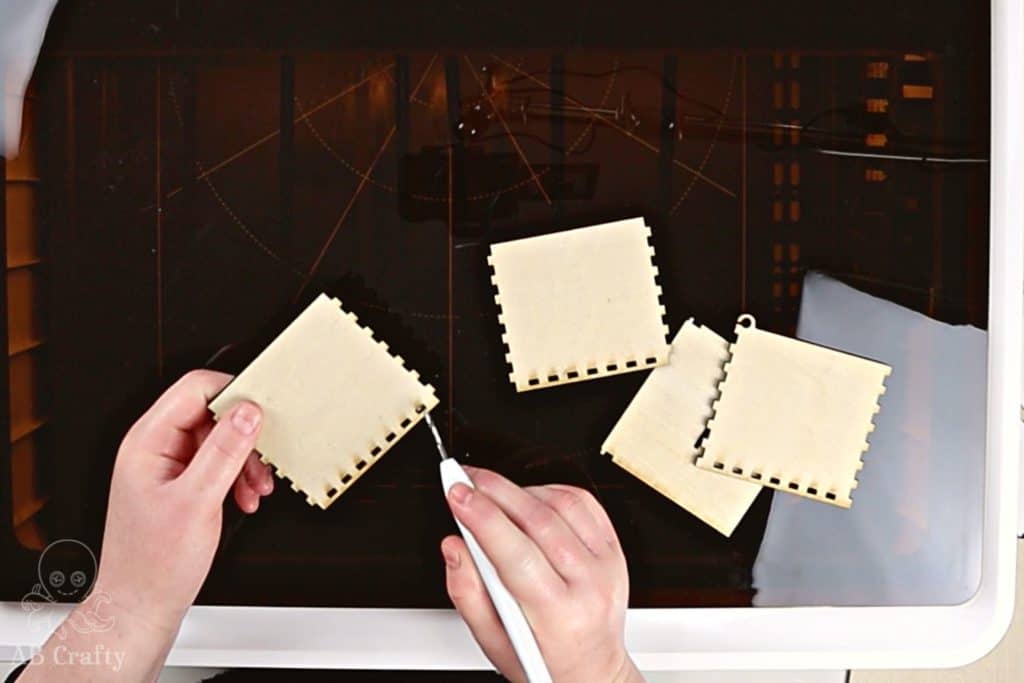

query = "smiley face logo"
[36, 539, 98, 602]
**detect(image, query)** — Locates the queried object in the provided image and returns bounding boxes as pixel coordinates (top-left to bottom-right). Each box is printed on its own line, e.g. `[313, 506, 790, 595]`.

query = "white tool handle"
[440, 459, 553, 683]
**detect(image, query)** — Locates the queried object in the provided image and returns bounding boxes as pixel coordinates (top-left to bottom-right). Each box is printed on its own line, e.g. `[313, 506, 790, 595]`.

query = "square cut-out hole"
[625, 360, 638, 368]
[807, 487, 818, 495]
[547, 374, 559, 382]
[586, 367, 599, 376]
[769, 476, 781, 485]
[385, 432, 396, 443]
[825, 492, 837, 501]
[400, 418, 411, 428]
[788, 482, 799, 491]
[370, 446, 382, 457]
[415, 404, 426, 414]
[528, 378, 540, 386]
[606, 363, 619, 372]
[731, 466, 744, 475]
[713, 461, 725, 470]
[751, 472, 763, 481]
[644, 357, 657, 365]
[567, 370, 579, 379]
[355, 460, 367, 471]
[326, 486, 339, 497]
[341, 473, 353, 484]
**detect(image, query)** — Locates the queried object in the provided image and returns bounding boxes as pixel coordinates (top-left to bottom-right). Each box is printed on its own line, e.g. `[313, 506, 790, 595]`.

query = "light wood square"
[696, 315, 891, 508]
[488, 217, 670, 392]
[602, 320, 762, 536]
[208, 294, 438, 509]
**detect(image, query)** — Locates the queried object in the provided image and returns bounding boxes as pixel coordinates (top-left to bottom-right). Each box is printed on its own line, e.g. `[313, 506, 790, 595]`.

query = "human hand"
[440, 468, 643, 683]
[95, 369, 273, 631]
[21, 370, 273, 681]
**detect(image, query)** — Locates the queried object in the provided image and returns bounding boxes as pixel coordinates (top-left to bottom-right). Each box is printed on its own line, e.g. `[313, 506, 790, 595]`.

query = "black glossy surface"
[0, 1, 990, 609]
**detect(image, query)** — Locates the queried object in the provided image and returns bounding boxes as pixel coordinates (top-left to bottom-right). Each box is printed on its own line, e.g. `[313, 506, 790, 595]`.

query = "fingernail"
[232, 402, 261, 435]
[448, 483, 472, 505]
[442, 545, 461, 569]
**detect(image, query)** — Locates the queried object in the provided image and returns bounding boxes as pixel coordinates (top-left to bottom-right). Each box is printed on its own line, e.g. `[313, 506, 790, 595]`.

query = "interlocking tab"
[209, 294, 438, 509]
[602, 320, 762, 536]
[488, 217, 670, 392]
[696, 315, 890, 508]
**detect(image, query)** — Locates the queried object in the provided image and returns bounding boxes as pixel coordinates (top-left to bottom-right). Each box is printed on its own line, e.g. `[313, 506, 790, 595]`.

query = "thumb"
[442, 536, 526, 683]
[182, 401, 262, 506]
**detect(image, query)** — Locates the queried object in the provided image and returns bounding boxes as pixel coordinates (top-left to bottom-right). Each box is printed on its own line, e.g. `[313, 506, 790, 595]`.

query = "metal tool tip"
[423, 411, 449, 460]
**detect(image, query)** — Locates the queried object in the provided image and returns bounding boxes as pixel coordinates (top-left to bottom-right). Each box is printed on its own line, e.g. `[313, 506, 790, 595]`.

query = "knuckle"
[514, 546, 545, 578]
[204, 434, 237, 461]
[182, 368, 208, 382]
[471, 468, 501, 488]
[548, 486, 584, 515]
[573, 487, 600, 509]
[468, 493, 496, 521]
[549, 540, 583, 568]
[178, 368, 212, 389]
[523, 502, 558, 535]
[446, 568, 482, 604]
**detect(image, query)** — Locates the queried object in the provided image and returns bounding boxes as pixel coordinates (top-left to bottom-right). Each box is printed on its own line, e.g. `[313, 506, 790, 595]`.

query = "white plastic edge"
[0, 0, 1020, 671]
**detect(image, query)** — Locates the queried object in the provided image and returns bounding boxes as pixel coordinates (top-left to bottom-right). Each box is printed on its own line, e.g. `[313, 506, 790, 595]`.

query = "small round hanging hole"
[737, 314, 756, 329]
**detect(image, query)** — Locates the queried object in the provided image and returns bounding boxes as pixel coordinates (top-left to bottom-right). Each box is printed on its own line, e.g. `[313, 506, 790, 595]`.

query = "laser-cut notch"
[696, 313, 890, 509]
[601, 320, 762, 537]
[488, 217, 669, 392]
[208, 293, 439, 510]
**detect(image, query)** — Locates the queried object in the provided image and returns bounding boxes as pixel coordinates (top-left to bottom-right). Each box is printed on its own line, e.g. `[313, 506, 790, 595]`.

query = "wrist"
[610, 653, 644, 683]
[88, 576, 186, 641]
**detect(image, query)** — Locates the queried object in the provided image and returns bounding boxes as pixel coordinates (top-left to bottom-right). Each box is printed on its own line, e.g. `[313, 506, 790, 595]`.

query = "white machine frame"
[0, 0, 1020, 671]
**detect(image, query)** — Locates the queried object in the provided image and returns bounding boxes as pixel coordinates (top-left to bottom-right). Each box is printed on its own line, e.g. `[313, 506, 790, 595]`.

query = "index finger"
[128, 370, 234, 450]
[447, 483, 567, 608]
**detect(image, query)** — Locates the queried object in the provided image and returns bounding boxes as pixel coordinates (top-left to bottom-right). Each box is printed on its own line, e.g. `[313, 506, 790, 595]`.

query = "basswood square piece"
[208, 294, 438, 509]
[601, 320, 762, 536]
[488, 217, 670, 392]
[696, 315, 891, 508]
